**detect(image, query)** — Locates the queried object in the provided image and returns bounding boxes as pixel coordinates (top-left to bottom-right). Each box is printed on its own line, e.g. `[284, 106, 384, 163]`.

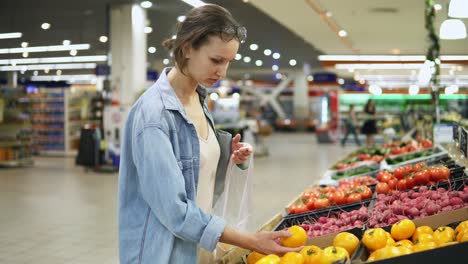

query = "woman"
[118, 4, 300, 264]
[361, 99, 378, 147]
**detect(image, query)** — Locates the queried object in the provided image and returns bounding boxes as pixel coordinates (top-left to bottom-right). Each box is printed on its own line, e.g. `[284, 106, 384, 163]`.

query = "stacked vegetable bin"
[223, 138, 468, 264]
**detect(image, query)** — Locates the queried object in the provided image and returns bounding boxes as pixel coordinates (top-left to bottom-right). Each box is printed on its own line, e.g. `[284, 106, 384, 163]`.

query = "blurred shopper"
[341, 104, 361, 146]
[362, 99, 378, 147]
[117, 4, 300, 264]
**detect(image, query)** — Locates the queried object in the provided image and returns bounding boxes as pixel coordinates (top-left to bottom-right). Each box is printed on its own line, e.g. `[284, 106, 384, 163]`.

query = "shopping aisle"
[0, 133, 356, 264]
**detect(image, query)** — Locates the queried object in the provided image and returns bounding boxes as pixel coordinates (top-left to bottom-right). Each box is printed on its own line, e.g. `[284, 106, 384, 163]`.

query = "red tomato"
[430, 167, 449, 182]
[380, 173, 393, 183]
[377, 170, 391, 182]
[439, 167, 450, 181]
[296, 204, 308, 214]
[330, 191, 346, 205]
[314, 198, 330, 210]
[346, 193, 362, 203]
[387, 178, 398, 190]
[405, 164, 415, 174]
[415, 171, 430, 185]
[406, 176, 416, 189]
[289, 205, 297, 214]
[391, 147, 401, 155]
[397, 179, 407, 190]
[360, 186, 373, 199]
[306, 198, 316, 210]
[302, 192, 311, 204]
[322, 186, 335, 194]
[394, 167, 406, 180]
[422, 139, 433, 148]
[376, 182, 390, 194]
[336, 163, 346, 170]
[415, 162, 428, 172]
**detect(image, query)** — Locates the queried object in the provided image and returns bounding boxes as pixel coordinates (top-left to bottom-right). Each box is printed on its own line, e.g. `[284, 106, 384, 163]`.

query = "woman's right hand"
[249, 230, 304, 256]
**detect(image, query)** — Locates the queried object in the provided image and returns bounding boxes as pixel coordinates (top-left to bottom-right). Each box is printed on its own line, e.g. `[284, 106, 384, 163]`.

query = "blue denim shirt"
[118, 68, 229, 263]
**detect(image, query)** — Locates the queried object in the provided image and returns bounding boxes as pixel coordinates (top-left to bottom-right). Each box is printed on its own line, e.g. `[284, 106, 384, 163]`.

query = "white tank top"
[196, 123, 220, 213]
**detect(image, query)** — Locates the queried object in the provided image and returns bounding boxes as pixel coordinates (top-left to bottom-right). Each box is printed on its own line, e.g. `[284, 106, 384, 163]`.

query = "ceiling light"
[325, 11, 332, 17]
[249, 43, 258, 50]
[33, 70, 38, 76]
[31, 74, 97, 82]
[56, 70, 62, 76]
[70, 50, 77, 56]
[307, 75, 314, 82]
[41, 23, 51, 30]
[0, 32, 22, 39]
[210, 93, 219, 101]
[148, 47, 156, 53]
[140, 1, 153, 8]
[163, 58, 170, 65]
[180, 0, 206, 8]
[44, 68, 50, 73]
[63, 40, 71, 46]
[22, 52, 28, 58]
[448, 0, 468, 18]
[434, 4, 442, 11]
[335, 63, 457, 70]
[457, 66, 463, 71]
[272, 65, 279, 71]
[255, 60, 263, 66]
[338, 78, 345, 85]
[235, 54, 242, 60]
[289, 59, 297, 66]
[272, 52, 280, 59]
[144, 26, 153, 34]
[177, 16, 186, 22]
[21, 42, 28, 48]
[440, 19, 467, 39]
[0, 44, 91, 54]
[359, 79, 366, 84]
[369, 84, 382, 95]
[243, 56, 251, 63]
[0, 55, 106, 65]
[99, 36, 108, 43]
[243, 0, 249, 3]
[391, 48, 400, 55]
[0, 63, 97, 71]
[338, 30, 347, 37]
[172, 35, 177, 39]
[275, 73, 282, 79]
[264, 49, 272, 56]
[409, 84, 419, 95]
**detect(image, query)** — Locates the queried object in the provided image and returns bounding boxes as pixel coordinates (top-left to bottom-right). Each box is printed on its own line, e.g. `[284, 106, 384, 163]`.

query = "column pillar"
[293, 71, 309, 119]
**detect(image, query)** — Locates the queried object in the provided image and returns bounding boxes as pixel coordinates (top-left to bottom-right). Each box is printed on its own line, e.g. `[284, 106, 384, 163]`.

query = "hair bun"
[162, 38, 175, 50]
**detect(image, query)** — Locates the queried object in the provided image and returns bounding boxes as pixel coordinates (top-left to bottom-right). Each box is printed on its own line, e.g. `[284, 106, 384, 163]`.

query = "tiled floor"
[0, 133, 357, 263]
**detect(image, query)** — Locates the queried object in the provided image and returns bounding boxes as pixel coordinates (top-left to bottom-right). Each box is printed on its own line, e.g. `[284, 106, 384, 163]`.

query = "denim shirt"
[118, 68, 232, 263]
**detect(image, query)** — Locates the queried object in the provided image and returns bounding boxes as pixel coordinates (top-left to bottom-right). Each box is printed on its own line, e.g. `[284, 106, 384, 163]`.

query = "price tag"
[461, 127, 467, 157]
[453, 122, 459, 142]
[433, 123, 454, 144]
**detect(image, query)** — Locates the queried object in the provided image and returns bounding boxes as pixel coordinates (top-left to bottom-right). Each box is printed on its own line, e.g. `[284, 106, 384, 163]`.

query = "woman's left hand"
[231, 134, 253, 164]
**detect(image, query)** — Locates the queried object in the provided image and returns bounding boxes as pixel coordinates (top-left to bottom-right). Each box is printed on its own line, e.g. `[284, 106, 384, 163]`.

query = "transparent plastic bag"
[212, 155, 254, 260]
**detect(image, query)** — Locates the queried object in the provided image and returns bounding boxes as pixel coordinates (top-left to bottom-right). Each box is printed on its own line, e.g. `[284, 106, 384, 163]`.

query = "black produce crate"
[275, 199, 374, 232]
[388, 154, 466, 179]
[384, 146, 446, 167]
[352, 221, 468, 264]
[331, 163, 381, 181]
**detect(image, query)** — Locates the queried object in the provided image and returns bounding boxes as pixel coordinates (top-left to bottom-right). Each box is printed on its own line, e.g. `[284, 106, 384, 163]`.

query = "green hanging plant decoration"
[425, 0, 441, 120]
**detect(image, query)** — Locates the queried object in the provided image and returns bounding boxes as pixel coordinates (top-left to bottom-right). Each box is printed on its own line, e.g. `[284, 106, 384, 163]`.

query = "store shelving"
[0, 87, 34, 167]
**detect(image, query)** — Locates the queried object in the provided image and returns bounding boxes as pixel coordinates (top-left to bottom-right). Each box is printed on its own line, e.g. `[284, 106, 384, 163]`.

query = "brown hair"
[162, 4, 246, 74]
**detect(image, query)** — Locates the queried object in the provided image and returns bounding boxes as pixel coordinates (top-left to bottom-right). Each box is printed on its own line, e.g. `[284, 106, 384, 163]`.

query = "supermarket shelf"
[29, 98, 64, 103]
[0, 158, 34, 168]
[0, 141, 33, 148]
[38, 150, 66, 156]
[33, 128, 64, 132]
[32, 109, 65, 113]
[31, 119, 64, 123]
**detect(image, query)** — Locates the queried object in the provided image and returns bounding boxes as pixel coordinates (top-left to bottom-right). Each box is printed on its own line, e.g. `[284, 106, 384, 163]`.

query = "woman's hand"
[249, 230, 304, 256]
[231, 134, 253, 164]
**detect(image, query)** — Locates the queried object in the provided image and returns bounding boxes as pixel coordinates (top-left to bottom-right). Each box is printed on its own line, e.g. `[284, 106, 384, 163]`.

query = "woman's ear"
[182, 43, 192, 59]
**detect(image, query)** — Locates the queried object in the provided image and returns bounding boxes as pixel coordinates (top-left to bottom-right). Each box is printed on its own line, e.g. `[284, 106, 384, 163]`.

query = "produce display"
[374, 162, 452, 194]
[289, 182, 374, 215]
[369, 184, 468, 227]
[359, 219, 468, 262]
[385, 149, 435, 165]
[248, 226, 354, 264]
[331, 165, 379, 180]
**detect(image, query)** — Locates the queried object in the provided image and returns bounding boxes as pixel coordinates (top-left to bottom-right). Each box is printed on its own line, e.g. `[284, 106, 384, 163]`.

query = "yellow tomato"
[385, 232, 396, 247]
[439, 241, 458, 247]
[300, 245, 322, 264]
[391, 219, 416, 241]
[320, 246, 349, 264]
[413, 241, 437, 252]
[457, 229, 468, 243]
[256, 254, 281, 264]
[455, 220, 468, 234]
[247, 252, 267, 264]
[282, 226, 307, 248]
[395, 245, 413, 255]
[371, 246, 404, 261]
[413, 233, 435, 244]
[363, 228, 387, 251]
[395, 239, 413, 249]
[412, 225, 433, 242]
[333, 232, 359, 256]
[433, 226, 455, 245]
[279, 252, 304, 264]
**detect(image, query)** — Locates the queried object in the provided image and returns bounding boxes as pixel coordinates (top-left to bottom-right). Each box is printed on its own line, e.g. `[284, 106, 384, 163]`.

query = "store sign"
[313, 72, 337, 83]
[460, 127, 467, 157]
[95, 64, 110, 76]
[433, 123, 454, 144]
[453, 122, 459, 142]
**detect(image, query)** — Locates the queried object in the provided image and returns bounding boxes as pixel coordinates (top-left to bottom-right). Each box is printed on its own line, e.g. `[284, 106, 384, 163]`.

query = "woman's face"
[184, 36, 239, 87]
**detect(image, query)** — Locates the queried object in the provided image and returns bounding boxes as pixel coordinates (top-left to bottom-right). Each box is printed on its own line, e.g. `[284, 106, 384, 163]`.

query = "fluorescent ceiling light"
[148, 47, 156, 53]
[440, 19, 467, 39]
[335, 63, 457, 70]
[272, 52, 280, 59]
[264, 49, 272, 56]
[249, 44, 258, 51]
[255, 60, 263, 66]
[21, 42, 28, 48]
[0, 44, 90, 54]
[163, 58, 170, 65]
[235, 54, 242, 60]
[289, 59, 297, 66]
[177, 16, 186, 22]
[448, 0, 468, 18]
[272, 65, 279, 71]
[0, 32, 22, 39]
[338, 30, 347, 37]
[144, 26, 153, 34]
[31, 74, 97, 82]
[180, 0, 206, 7]
[243, 56, 251, 63]
[140, 1, 153, 9]
[0, 63, 97, 71]
[99, 36, 108, 43]
[63, 40, 71, 46]
[0, 55, 107, 65]
[321, 55, 468, 61]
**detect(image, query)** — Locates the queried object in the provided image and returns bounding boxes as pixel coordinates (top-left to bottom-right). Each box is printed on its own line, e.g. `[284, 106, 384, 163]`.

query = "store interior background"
[0, 0, 467, 263]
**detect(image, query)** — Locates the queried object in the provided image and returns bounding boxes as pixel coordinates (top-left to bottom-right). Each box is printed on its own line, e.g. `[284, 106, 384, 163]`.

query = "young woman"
[361, 99, 378, 147]
[118, 4, 301, 264]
